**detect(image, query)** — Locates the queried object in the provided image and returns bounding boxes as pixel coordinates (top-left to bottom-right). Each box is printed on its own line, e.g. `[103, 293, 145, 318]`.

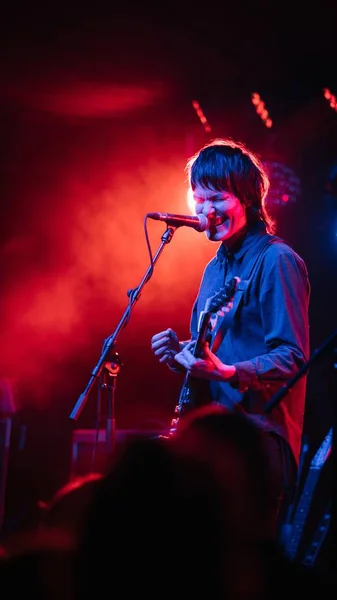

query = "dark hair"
[186, 138, 276, 234]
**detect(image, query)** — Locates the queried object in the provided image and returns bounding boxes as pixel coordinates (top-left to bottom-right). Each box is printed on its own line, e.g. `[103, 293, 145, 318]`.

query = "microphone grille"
[197, 214, 209, 232]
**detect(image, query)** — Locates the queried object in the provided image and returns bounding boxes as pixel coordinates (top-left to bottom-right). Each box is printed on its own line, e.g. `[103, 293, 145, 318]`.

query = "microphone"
[147, 212, 209, 232]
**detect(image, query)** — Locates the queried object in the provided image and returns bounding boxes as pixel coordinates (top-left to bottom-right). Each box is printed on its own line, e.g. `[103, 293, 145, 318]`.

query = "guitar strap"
[211, 233, 282, 353]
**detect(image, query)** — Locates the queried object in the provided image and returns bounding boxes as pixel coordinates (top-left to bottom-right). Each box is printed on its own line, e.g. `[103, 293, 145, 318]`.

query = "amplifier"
[70, 428, 166, 479]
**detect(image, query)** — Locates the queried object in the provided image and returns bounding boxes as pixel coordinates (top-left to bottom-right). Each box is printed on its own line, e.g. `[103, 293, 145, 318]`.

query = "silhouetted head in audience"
[76, 434, 228, 599]
[168, 405, 293, 600]
[0, 472, 104, 600]
[173, 404, 278, 543]
[38, 472, 103, 546]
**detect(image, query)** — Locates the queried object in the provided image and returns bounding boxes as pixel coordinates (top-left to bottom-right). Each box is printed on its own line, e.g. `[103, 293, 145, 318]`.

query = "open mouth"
[211, 218, 227, 229]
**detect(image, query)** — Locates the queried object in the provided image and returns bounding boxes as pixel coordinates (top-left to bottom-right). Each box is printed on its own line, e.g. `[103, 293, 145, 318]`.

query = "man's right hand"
[151, 328, 181, 367]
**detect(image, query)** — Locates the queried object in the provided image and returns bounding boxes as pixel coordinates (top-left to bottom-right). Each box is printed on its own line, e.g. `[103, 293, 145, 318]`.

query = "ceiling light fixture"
[251, 92, 273, 128]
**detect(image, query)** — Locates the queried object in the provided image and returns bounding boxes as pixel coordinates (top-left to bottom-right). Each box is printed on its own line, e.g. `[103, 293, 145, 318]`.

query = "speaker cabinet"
[70, 428, 166, 479]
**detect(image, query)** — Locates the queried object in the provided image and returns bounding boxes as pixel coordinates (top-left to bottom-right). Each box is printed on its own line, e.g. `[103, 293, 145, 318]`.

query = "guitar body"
[169, 277, 239, 436]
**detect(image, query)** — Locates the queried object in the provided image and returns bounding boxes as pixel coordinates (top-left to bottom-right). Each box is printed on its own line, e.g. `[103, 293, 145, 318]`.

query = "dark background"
[0, 2, 336, 551]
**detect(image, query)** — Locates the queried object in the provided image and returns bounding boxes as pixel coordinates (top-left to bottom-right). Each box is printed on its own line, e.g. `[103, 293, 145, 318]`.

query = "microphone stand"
[68, 226, 177, 453]
[101, 354, 122, 456]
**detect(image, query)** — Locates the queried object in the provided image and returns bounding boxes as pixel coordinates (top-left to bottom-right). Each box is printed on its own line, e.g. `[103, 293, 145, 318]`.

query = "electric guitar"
[301, 502, 331, 567]
[168, 276, 239, 436]
[284, 427, 332, 561]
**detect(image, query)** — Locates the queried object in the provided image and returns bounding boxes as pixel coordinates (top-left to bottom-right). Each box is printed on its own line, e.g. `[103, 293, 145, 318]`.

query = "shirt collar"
[216, 221, 267, 263]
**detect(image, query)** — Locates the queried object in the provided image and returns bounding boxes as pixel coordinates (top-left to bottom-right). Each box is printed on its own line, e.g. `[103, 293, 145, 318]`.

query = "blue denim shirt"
[188, 223, 310, 465]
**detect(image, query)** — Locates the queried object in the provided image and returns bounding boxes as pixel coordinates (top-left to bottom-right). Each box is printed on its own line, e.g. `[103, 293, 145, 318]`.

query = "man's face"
[193, 185, 248, 245]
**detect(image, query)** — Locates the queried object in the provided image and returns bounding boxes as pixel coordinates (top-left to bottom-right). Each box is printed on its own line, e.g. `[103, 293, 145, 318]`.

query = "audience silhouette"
[0, 408, 335, 599]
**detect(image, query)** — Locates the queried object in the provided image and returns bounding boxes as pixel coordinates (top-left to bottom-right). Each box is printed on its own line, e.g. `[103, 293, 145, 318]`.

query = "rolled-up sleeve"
[233, 249, 310, 391]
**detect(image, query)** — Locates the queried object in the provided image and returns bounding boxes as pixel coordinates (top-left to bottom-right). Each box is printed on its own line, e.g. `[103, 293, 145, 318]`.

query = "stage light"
[186, 187, 196, 214]
[323, 88, 337, 112]
[192, 99, 212, 133]
[251, 92, 273, 128]
[263, 161, 301, 207]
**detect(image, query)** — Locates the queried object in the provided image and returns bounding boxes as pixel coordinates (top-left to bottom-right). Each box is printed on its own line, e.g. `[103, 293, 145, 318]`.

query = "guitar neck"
[193, 312, 212, 357]
[285, 471, 321, 560]
[285, 427, 332, 560]
[301, 504, 331, 567]
[169, 278, 239, 436]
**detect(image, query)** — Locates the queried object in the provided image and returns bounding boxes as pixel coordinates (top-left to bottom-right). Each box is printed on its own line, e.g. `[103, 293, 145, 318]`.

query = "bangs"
[187, 145, 252, 203]
[188, 148, 235, 193]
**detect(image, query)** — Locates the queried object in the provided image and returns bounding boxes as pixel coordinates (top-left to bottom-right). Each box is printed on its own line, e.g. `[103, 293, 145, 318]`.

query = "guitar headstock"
[205, 276, 240, 314]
